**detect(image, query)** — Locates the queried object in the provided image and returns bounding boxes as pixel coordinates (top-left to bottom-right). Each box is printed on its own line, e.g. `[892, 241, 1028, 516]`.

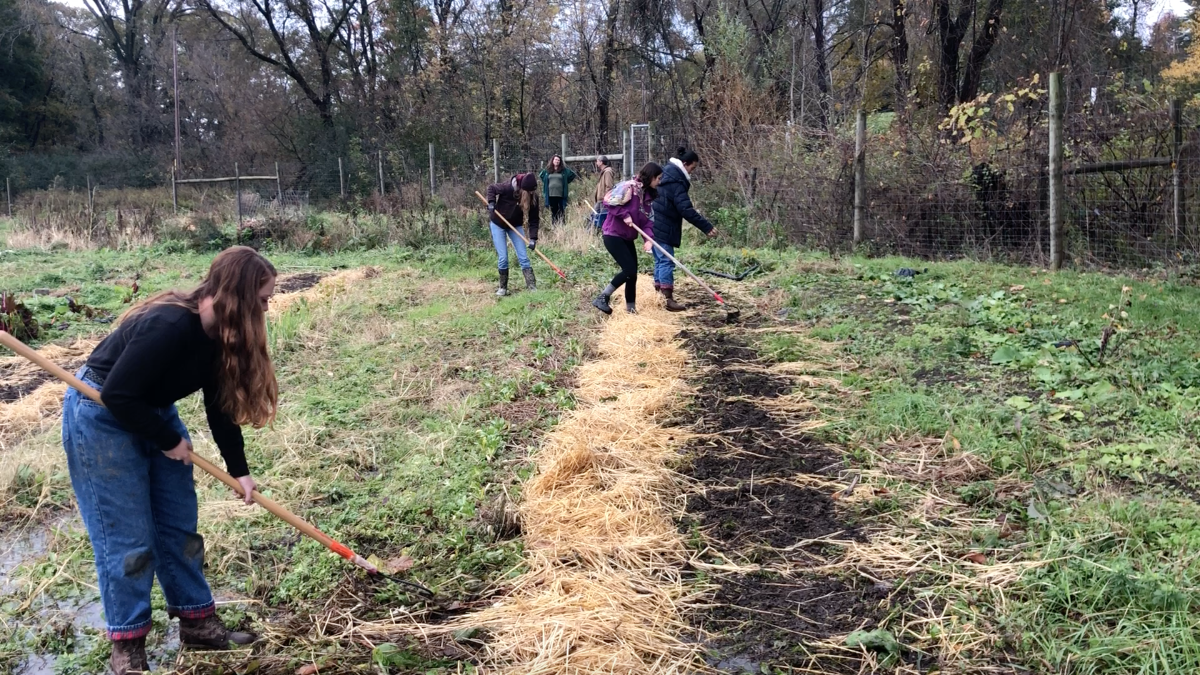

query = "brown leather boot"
[663, 288, 685, 312]
[110, 636, 148, 674]
[179, 615, 257, 649]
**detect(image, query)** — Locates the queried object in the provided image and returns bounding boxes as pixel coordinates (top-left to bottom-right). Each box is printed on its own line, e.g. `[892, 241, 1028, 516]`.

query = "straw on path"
[355, 275, 705, 673]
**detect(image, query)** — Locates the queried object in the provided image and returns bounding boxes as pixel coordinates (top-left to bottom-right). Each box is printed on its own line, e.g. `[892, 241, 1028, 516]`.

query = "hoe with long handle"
[585, 199, 734, 313]
[475, 191, 569, 281]
[0, 330, 382, 575]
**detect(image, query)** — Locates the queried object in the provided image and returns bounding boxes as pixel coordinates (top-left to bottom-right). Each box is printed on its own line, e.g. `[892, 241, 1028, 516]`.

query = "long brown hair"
[123, 246, 278, 428]
[545, 155, 564, 172]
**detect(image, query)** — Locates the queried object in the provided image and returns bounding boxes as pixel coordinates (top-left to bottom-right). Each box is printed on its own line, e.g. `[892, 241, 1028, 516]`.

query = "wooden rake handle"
[0, 330, 379, 575]
[584, 200, 726, 306]
[476, 191, 569, 281]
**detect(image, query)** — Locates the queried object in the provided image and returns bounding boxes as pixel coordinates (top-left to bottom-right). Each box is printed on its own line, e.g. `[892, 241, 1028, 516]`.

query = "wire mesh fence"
[5, 99, 1200, 270]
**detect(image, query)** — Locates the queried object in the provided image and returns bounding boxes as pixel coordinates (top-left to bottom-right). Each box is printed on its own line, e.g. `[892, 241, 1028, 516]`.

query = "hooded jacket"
[487, 175, 541, 241]
[539, 166, 577, 206]
[651, 159, 714, 247]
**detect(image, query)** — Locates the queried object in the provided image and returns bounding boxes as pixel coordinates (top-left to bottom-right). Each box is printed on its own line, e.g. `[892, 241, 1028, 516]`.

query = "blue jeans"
[62, 369, 215, 640]
[592, 211, 607, 231]
[490, 222, 531, 271]
[653, 242, 677, 288]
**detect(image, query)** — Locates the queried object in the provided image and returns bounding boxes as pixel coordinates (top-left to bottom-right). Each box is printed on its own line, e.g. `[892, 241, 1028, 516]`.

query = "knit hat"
[518, 173, 537, 192]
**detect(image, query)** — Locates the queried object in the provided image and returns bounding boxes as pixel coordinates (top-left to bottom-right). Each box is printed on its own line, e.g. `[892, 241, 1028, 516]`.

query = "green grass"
[737, 251, 1200, 673]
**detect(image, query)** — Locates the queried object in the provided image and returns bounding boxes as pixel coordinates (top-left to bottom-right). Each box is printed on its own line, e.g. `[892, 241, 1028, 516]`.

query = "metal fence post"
[338, 157, 345, 200]
[6, 177, 11, 218]
[622, 129, 629, 178]
[1048, 72, 1064, 270]
[1172, 98, 1184, 244]
[493, 138, 500, 183]
[235, 162, 242, 232]
[429, 143, 436, 195]
[853, 109, 866, 246]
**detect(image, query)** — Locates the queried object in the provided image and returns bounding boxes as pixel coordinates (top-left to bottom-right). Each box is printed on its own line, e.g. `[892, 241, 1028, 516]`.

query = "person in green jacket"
[539, 155, 577, 226]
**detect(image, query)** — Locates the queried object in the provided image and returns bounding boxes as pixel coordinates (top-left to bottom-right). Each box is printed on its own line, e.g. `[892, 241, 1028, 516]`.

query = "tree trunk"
[890, 0, 910, 114]
[596, 0, 620, 149]
[811, 0, 830, 129]
[958, 0, 1004, 102]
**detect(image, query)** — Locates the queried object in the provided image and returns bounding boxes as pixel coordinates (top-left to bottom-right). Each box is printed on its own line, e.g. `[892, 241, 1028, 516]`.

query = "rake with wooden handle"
[0, 330, 387, 577]
[476, 191, 569, 281]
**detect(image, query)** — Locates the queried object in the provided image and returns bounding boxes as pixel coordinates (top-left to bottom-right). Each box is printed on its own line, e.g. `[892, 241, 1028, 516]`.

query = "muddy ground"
[676, 298, 917, 673]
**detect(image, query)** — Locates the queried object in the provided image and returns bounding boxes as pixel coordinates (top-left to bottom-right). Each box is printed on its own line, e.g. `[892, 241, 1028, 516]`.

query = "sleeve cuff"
[154, 430, 184, 452]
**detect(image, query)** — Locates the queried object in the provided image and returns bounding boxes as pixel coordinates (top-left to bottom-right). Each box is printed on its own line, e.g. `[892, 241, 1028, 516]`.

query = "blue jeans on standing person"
[490, 221, 532, 271]
[62, 368, 216, 641]
[653, 242, 677, 288]
[592, 211, 607, 231]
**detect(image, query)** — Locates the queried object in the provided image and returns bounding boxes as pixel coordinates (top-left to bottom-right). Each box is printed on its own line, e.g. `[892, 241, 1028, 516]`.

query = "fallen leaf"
[1058, 298, 1068, 304]
[385, 555, 416, 574]
[948, 436, 962, 451]
[1009, 284, 1025, 292]
[963, 552, 987, 564]
[296, 665, 321, 675]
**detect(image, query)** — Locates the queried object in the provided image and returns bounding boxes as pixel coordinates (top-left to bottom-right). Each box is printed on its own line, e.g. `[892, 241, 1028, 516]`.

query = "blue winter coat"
[651, 162, 714, 247]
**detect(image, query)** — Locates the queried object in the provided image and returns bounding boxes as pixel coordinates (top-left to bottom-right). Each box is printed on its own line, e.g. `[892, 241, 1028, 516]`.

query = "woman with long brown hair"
[62, 246, 278, 673]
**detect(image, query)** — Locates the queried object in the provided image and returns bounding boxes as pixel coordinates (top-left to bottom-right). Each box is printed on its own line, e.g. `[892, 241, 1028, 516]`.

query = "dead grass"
[354, 275, 706, 673]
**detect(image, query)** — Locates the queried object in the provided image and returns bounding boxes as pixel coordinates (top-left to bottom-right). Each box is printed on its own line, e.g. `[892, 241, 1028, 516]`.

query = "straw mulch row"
[355, 277, 704, 673]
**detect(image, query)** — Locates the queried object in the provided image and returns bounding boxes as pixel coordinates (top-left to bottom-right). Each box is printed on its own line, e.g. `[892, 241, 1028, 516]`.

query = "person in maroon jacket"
[486, 172, 541, 295]
[593, 162, 663, 315]
[62, 246, 276, 674]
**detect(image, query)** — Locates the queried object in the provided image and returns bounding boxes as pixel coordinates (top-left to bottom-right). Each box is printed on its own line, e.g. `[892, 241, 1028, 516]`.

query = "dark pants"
[602, 235, 638, 304]
[548, 197, 566, 224]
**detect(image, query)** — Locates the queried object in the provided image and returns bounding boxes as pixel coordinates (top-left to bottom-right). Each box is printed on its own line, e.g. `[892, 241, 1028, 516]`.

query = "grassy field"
[3, 211, 1200, 673]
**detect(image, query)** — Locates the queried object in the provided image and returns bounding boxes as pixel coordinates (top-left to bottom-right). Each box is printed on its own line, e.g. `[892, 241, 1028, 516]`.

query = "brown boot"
[179, 614, 257, 649]
[110, 636, 148, 674]
[663, 288, 685, 312]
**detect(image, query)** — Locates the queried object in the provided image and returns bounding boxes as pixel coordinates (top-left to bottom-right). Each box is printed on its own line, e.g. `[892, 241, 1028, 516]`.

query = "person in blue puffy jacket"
[651, 147, 718, 311]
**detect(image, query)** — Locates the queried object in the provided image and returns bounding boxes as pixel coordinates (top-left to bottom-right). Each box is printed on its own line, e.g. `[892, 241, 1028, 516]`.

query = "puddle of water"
[15, 654, 55, 675]
[0, 528, 50, 594]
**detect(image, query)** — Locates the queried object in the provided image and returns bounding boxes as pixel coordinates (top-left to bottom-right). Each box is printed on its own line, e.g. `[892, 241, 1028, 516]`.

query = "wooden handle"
[0, 330, 375, 572]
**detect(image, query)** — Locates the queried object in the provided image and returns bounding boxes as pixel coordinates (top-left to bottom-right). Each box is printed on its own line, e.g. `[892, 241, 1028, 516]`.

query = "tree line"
[0, 0, 1195, 178]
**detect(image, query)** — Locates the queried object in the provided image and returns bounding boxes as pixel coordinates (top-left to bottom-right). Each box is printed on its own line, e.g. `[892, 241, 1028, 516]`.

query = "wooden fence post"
[275, 162, 283, 205]
[377, 152, 385, 196]
[86, 175, 94, 233]
[853, 109, 866, 246]
[561, 133, 568, 161]
[338, 157, 345, 200]
[7, 177, 12, 218]
[493, 138, 500, 183]
[171, 167, 178, 214]
[1172, 98, 1184, 244]
[235, 162, 242, 233]
[429, 143, 436, 195]
[1048, 72, 1064, 270]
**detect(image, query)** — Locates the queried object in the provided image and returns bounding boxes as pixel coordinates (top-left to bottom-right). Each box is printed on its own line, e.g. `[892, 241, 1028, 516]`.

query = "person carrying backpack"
[593, 162, 662, 315]
[652, 147, 718, 311]
[486, 173, 540, 295]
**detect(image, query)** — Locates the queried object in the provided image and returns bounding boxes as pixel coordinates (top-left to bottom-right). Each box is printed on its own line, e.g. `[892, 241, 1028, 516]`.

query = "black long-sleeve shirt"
[85, 304, 249, 477]
[486, 179, 541, 242]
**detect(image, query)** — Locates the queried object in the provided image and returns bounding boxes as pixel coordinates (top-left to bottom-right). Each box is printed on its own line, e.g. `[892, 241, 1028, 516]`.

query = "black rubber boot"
[592, 283, 615, 315]
[522, 268, 537, 291]
[496, 270, 509, 297]
[110, 636, 148, 674]
[179, 614, 257, 649]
